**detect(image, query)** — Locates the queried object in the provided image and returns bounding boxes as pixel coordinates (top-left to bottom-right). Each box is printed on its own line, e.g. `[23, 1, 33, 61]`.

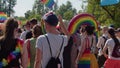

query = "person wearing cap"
[34, 12, 68, 68]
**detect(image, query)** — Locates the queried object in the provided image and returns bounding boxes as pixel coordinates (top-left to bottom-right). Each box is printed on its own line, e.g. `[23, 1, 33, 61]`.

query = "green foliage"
[87, 0, 120, 28]
[24, 0, 77, 25]
[56, 1, 77, 21]
[0, 0, 17, 17]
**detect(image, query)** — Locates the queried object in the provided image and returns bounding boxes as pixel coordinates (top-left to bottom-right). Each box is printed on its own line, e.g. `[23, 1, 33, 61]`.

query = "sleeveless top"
[0, 39, 23, 68]
[27, 38, 36, 68]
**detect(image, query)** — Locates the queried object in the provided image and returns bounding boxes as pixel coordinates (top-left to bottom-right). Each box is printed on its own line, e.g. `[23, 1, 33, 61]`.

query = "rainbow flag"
[0, 12, 7, 23]
[41, 0, 55, 8]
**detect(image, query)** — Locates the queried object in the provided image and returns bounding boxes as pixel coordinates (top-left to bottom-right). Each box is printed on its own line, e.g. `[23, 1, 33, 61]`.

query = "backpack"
[112, 39, 120, 58]
[45, 35, 64, 68]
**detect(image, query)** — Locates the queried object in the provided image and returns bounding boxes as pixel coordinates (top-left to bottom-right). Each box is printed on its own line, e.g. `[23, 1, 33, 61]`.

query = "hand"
[58, 15, 63, 23]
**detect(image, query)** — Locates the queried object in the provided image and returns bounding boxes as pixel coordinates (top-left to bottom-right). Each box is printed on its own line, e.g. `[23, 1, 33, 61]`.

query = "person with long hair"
[0, 18, 25, 68]
[103, 28, 120, 68]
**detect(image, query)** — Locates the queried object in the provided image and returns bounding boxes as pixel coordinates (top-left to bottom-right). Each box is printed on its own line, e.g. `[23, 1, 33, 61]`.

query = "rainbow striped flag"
[41, 0, 55, 8]
[0, 12, 7, 23]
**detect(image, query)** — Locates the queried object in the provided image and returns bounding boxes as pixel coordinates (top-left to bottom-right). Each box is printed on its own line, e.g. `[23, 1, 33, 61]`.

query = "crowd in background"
[0, 12, 120, 68]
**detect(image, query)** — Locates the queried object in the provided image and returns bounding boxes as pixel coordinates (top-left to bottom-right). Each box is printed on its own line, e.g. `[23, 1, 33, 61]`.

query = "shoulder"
[106, 38, 113, 42]
[37, 35, 46, 40]
[36, 35, 47, 44]
[17, 39, 24, 44]
[106, 38, 114, 45]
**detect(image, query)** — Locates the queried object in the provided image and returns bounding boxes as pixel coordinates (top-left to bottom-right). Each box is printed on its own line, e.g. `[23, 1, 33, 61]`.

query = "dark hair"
[32, 25, 43, 38]
[85, 25, 95, 35]
[0, 18, 18, 51]
[43, 12, 58, 26]
[30, 19, 37, 25]
[17, 28, 22, 33]
[108, 28, 120, 46]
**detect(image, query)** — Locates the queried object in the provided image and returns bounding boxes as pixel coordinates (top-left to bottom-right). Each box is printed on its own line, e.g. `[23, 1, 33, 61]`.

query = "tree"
[24, 0, 51, 20]
[87, 0, 120, 28]
[0, 0, 17, 17]
[56, 1, 77, 21]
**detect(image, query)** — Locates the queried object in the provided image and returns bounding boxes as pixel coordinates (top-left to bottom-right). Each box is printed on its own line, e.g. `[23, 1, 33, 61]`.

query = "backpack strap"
[45, 35, 64, 58]
[101, 36, 107, 49]
[57, 36, 64, 57]
[45, 35, 53, 57]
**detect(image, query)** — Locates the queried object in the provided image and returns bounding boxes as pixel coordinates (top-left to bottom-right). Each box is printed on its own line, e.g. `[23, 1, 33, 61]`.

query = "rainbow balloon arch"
[68, 13, 99, 40]
[0, 12, 7, 23]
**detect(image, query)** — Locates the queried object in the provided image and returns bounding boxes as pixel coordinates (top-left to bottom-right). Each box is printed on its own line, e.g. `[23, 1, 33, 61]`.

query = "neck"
[47, 27, 60, 35]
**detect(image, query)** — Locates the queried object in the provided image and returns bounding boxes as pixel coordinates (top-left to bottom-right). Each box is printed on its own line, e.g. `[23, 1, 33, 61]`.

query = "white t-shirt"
[36, 33, 68, 68]
[20, 30, 30, 40]
[105, 38, 120, 60]
[97, 34, 108, 56]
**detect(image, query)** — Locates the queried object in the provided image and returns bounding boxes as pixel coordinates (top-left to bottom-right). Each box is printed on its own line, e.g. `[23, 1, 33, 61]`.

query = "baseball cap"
[43, 12, 58, 26]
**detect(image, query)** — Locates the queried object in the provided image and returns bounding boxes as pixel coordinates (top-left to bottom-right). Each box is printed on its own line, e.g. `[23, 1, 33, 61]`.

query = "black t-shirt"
[26, 30, 32, 39]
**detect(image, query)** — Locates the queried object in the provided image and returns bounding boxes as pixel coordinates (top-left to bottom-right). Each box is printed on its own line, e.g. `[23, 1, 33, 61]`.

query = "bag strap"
[101, 36, 107, 49]
[57, 36, 64, 57]
[45, 35, 64, 58]
[45, 35, 52, 57]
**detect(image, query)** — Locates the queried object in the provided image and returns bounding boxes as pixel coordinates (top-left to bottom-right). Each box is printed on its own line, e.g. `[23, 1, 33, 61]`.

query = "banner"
[101, 0, 119, 6]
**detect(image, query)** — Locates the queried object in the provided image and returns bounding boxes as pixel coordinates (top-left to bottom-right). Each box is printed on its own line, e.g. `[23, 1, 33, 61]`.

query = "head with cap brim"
[43, 12, 58, 27]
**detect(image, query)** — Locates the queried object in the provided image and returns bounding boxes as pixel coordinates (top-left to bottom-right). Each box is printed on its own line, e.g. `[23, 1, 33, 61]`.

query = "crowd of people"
[0, 12, 120, 68]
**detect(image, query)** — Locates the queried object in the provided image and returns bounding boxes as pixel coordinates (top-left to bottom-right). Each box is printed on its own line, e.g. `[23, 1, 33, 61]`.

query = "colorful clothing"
[27, 38, 36, 68]
[0, 39, 23, 68]
[78, 49, 98, 68]
[78, 36, 98, 68]
[104, 59, 120, 68]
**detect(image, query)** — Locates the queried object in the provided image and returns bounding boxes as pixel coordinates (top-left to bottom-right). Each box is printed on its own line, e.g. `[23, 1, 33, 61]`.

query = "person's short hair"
[43, 12, 58, 26]
[30, 18, 37, 25]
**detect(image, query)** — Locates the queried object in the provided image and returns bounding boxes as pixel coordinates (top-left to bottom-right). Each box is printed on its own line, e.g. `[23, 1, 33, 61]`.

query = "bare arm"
[58, 15, 71, 39]
[75, 38, 86, 64]
[97, 37, 103, 48]
[103, 43, 108, 58]
[21, 40, 28, 68]
[34, 48, 42, 68]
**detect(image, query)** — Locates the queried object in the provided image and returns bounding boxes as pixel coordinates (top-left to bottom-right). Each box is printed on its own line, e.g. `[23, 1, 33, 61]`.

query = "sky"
[14, 0, 84, 17]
